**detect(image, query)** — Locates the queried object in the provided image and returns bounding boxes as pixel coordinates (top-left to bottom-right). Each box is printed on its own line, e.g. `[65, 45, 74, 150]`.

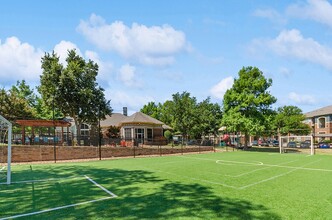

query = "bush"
[164, 130, 172, 141]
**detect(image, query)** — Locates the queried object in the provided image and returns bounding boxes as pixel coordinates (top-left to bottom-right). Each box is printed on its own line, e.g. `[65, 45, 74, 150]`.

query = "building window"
[80, 123, 90, 136]
[124, 128, 132, 140]
[319, 117, 326, 128]
[147, 128, 153, 141]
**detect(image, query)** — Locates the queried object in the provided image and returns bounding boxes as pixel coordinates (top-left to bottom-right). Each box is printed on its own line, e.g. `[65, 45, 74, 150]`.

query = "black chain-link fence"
[6, 135, 223, 162]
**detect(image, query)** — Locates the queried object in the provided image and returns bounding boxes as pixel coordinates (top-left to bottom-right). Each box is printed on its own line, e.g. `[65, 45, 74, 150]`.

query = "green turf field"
[1, 151, 332, 219]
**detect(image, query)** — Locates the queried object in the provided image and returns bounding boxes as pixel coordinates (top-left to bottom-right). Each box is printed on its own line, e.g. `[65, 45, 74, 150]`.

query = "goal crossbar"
[279, 135, 314, 155]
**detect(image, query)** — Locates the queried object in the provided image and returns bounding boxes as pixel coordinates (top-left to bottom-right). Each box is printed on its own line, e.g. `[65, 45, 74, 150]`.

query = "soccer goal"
[279, 135, 314, 155]
[0, 115, 12, 184]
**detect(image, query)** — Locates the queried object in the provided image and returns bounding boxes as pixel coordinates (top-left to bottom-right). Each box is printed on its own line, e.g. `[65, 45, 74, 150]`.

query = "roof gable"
[120, 112, 164, 125]
[100, 113, 128, 127]
[305, 105, 332, 118]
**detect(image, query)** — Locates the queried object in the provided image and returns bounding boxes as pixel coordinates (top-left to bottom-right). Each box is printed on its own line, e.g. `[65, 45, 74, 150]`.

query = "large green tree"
[0, 87, 36, 121]
[167, 91, 197, 140]
[140, 102, 161, 120]
[39, 49, 112, 143]
[274, 105, 311, 135]
[222, 66, 277, 146]
[192, 97, 222, 139]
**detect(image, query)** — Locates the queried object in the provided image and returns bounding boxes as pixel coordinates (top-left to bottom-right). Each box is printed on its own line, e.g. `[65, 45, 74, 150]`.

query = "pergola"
[15, 119, 71, 145]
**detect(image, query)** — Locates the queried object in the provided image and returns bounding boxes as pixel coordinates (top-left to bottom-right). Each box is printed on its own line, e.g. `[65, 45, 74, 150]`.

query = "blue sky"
[1, 0, 332, 115]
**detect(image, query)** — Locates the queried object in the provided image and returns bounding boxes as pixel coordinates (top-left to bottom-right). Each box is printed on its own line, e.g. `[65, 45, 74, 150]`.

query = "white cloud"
[279, 67, 292, 77]
[252, 29, 332, 71]
[0, 36, 43, 84]
[210, 76, 234, 100]
[53, 40, 82, 65]
[85, 50, 113, 85]
[288, 92, 316, 105]
[77, 14, 188, 66]
[117, 64, 141, 87]
[253, 8, 287, 25]
[287, 0, 332, 28]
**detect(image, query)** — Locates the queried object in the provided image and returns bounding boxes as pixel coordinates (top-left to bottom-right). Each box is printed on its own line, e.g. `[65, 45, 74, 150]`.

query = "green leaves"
[140, 92, 222, 139]
[39, 49, 112, 141]
[274, 105, 310, 135]
[222, 66, 277, 144]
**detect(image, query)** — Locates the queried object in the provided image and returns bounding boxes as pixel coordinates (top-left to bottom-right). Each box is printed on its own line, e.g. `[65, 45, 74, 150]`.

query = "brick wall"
[0, 145, 214, 163]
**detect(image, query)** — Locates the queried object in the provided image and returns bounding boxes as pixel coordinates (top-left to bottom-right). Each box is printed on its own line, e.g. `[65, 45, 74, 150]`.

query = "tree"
[194, 98, 222, 139]
[0, 88, 35, 121]
[169, 91, 197, 140]
[10, 80, 38, 108]
[274, 105, 311, 135]
[159, 101, 174, 127]
[39, 49, 112, 144]
[140, 102, 161, 120]
[164, 130, 173, 142]
[222, 66, 277, 146]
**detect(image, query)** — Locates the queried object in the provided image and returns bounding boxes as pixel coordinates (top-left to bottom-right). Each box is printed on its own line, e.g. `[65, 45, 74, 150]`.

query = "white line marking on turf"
[239, 159, 322, 189]
[0, 175, 117, 220]
[84, 175, 117, 197]
[0, 196, 114, 220]
[225, 160, 299, 178]
[212, 158, 332, 173]
[216, 160, 264, 166]
[140, 166, 238, 189]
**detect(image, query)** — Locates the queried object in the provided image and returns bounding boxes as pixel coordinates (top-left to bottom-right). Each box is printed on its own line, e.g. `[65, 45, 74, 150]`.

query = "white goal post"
[279, 135, 314, 155]
[0, 115, 12, 184]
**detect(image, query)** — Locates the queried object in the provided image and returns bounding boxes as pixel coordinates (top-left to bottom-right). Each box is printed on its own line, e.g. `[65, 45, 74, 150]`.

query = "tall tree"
[170, 91, 197, 140]
[0, 88, 35, 121]
[39, 49, 112, 144]
[159, 101, 174, 127]
[274, 105, 311, 135]
[222, 66, 277, 146]
[140, 102, 161, 120]
[10, 80, 38, 108]
[194, 98, 222, 139]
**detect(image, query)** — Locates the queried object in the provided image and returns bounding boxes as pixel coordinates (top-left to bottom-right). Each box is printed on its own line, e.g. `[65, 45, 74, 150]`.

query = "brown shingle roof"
[100, 112, 172, 129]
[305, 105, 332, 118]
[120, 112, 164, 125]
[100, 113, 127, 127]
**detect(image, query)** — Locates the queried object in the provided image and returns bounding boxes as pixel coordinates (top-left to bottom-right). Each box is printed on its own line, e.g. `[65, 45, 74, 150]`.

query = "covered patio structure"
[15, 119, 71, 145]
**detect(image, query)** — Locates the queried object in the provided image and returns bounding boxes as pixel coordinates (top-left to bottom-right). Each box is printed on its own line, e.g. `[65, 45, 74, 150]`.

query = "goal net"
[0, 115, 12, 184]
[279, 135, 314, 155]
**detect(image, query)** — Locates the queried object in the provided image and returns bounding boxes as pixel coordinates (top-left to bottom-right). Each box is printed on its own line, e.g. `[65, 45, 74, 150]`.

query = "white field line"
[210, 158, 332, 173]
[203, 160, 297, 178]
[216, 160, 263, 166]
[141, 166, 238, 189]
[239, 159, 322, 190]
[0, 175, 117, 220]
[84, 175, 117, 198]
[225, 160, 299, 178]
[0, 196, 114, 220]
[252, 162, 332, 172]
[179, 155, 263, 166]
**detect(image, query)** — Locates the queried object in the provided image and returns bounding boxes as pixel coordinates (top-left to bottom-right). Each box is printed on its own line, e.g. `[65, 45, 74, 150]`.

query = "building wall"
[308, 115, 332, 141]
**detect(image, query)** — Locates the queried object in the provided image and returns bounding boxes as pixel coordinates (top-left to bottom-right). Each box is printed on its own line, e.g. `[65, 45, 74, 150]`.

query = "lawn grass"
[1, 151, 332, 219]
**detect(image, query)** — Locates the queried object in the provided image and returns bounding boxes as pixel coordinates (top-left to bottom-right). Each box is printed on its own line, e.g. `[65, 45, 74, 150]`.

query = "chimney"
[123, 107, 128, 116]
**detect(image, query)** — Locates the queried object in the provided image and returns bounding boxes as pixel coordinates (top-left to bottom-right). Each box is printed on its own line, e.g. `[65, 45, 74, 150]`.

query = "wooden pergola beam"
[15, 119, 71, 145]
